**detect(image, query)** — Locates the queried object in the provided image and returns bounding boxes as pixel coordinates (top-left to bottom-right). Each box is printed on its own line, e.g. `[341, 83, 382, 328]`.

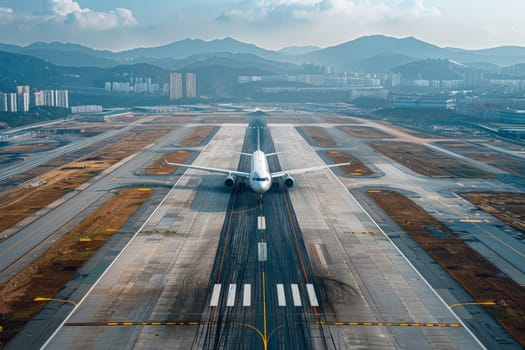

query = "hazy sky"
[1, 0, 524, 51]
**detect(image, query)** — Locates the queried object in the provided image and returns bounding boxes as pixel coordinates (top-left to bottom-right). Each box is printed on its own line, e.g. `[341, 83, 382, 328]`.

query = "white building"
[0, 93, 18, 112]
[33, 90, 45, 107]
[44, 90, 55, 107]
[71, 105, 103, 113]
[185, 73, 197, 98]
[17, 93, 30, 112]
[170, 72, 183, 100]
[55, 90, 69, 108]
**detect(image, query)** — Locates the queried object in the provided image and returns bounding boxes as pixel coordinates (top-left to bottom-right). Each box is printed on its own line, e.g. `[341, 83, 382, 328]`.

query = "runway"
[195, 124, 327, 349]
[35, 121, 485, 349]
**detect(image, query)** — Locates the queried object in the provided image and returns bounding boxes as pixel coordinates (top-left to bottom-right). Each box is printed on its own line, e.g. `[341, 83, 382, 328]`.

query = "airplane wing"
[270, 162, 350, 178]
[165, 160, 250, 178]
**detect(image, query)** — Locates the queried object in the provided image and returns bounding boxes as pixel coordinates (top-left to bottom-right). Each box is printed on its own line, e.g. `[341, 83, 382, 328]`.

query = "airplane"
[165, 127, 350, 200]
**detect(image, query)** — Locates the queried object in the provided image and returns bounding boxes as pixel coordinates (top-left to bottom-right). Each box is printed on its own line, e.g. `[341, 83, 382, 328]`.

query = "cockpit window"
[252, 177, 269, 182]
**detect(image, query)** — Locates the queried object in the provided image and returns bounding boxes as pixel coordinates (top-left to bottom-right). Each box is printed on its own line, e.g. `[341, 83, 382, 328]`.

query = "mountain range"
[2, 34, 525, 103]
[2, 35, 525, 72]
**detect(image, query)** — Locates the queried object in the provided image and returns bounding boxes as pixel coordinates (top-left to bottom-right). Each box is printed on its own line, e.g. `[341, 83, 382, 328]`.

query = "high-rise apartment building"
[16, 85, 30, 95]
[170, 72, 183, 100]
[0, 93, 7, 112]
[0, 93, 18, 112]
[17, 93, 30, 112]
[185, 73, 197, 98]
[15, 85, 30, 112]
[33, 90, 45, 107]
[55, 90, 69, 108]
[44, 90, 55, 107]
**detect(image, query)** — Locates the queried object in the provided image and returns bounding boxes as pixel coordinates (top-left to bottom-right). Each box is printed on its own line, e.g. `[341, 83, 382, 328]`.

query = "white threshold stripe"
[291, 284, 302, 306]
[210, 284, 222, 307]
[306, 284, 319, 307]
[226, 284, 236, 307]
[243, 284, 251, 307]
[277, 284, 286, 306]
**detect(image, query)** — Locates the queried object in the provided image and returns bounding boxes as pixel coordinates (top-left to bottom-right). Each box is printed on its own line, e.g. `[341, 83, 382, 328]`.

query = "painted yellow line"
[367, 190, 381, 193]
[306, 321, 463, 328]
[263, 271, 267, 347]
[348, 231, 380, 235]
[65, 320, 464, 329]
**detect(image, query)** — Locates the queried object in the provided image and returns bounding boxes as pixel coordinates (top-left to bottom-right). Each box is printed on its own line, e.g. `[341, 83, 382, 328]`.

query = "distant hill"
[391, 58, 465, 80]
[130, 51, 301, 73]
[116, 37, 283, 62]
[0, 51, 65, 90]
[0, 50, 169, 90]
[302, 35, 445, 69]
[278, 45, 322, 55]
[341, 54, 417, 73]
[301, 35, 525, 68]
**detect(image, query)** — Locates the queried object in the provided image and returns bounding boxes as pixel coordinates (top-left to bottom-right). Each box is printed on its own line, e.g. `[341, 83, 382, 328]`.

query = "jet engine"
[224, 175, 236, 187]
[283, 174, 295, 188]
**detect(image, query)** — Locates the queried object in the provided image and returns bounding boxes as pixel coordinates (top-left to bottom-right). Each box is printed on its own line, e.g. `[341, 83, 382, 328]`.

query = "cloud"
[44, 0, 138, 30]
[0, 7, 14, 22]
[46, 0, 82, 16]
[218, 0, 439, 23]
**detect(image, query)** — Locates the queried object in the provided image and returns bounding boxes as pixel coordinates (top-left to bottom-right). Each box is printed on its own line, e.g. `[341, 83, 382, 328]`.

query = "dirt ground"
[179, 126, 215, 146]
[299, 126, 336, 146]
[325, 151, 373, 176]
[376, 121, 442, 139]
[146, 115, 196, 124]
[0, 187, 153, 347]
[0, 160, 108, 234]
[0, 142, 60, 154]
[437, 141, 525, 176]
[145, 151, 191, 175]
[369, 141, 493, 178]
[339, 125, 394, 139]
[369, 190, 525, 347]
[0, 126, 172, 235]
[321, 115, 363, 124]
[463, 192, 525, 233]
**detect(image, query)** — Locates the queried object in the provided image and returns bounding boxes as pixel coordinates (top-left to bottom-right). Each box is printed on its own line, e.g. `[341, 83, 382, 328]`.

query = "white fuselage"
[248, 150, 272, 194]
